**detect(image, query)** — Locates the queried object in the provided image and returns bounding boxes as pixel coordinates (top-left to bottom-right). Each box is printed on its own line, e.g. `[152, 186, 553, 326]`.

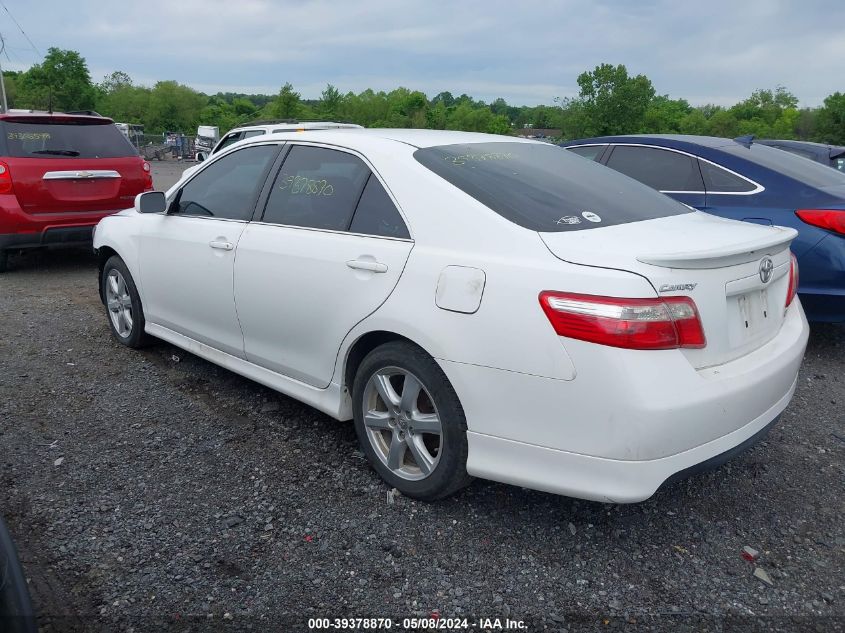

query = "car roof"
[255, 128, 539, 149]
[0, 110, 114, 124]
[562, 134, 740, 149]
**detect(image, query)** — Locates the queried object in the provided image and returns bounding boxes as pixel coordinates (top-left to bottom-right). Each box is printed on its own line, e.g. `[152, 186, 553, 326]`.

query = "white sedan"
[93, 129, 809, 502]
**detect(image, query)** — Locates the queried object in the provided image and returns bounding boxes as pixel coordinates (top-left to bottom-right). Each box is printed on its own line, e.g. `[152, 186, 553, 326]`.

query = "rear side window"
[699, 161, 757, 193]
[172, 144, 278, 220]
[566, 145, 605, 161]
[3, 121, 136, 158]
[413, 142, 690, 232]
[606, 145, 704, 192]
[723, 143, 845, 188]
[349, 175, 409, 238]
[262, 145, 370, 231]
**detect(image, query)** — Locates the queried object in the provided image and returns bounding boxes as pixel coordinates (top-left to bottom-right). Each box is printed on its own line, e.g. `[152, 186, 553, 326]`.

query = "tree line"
[5, 48, 845, 145]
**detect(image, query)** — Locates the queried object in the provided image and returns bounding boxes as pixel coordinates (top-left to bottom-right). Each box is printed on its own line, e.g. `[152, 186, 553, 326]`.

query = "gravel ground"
[0, 165, 843, 632]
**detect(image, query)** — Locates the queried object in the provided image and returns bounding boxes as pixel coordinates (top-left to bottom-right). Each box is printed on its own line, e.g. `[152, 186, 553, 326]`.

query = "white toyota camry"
[93, 129, 809, 502]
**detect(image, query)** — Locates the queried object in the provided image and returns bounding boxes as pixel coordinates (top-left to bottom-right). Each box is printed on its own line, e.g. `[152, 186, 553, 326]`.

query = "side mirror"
[134, 191, 167, 214]
[196, 152, 206, 163]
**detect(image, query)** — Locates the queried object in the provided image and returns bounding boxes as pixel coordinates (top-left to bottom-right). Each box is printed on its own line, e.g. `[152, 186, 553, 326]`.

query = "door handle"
[346, 259, 388, 273]
[209, 240, 234, 251]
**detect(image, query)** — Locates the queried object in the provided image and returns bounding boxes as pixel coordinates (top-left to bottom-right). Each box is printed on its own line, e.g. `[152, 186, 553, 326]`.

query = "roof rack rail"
[64, 110, 104, 116]
[239, 118, 359, 127]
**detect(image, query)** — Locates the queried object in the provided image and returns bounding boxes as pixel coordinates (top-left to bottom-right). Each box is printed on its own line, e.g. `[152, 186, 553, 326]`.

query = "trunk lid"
[540, 212, 798, 368]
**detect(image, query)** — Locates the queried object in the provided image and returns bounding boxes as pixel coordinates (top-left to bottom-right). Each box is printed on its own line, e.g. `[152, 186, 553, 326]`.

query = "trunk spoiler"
[637, 226, 798, 269]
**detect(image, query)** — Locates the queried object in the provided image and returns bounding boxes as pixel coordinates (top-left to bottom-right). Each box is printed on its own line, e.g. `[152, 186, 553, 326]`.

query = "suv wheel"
[352, 341, 472, 500]
[0, 250, 8, 273]
[102, 255, 151, 348]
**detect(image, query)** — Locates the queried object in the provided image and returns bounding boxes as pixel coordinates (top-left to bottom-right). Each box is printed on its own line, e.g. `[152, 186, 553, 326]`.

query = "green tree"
[99, 71, 133, 94]
[643, 95, 692, 133]
[815, 92, 845, 144]
[144, 80, 206, 132]
[268, 82, 301, 119]
[576, 63, 655, 135]
[1, 70, 20, 108]
[318, 83, 343, 119]
[16, 47, 97, 111]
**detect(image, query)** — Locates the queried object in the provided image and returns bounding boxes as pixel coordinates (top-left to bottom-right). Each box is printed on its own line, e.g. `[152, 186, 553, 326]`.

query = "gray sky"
[2, 0, 843, 107]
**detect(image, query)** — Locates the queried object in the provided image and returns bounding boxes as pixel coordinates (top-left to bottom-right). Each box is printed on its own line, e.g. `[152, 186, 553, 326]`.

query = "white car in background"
[179, 120, 364, 183]
[93, 129, 809, 502]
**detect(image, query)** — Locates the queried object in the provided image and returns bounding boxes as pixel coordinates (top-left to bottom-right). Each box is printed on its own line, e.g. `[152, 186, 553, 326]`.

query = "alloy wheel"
[362, 367, 443, 480]
[105, 269, 133, 338]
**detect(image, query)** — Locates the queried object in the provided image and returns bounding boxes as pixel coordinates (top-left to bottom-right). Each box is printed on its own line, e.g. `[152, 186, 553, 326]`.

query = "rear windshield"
[413, 142, 691, 232]
[723, 143, 845, 188]
[2, 120, 137, 159]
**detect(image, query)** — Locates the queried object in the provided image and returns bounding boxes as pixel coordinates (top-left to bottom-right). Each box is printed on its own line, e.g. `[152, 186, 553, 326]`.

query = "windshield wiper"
[31, 149, 81, 156]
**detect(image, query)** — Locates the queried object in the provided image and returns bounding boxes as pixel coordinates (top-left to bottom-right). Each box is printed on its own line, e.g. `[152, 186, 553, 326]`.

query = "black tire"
[0, 250, 8, 273]
[352, 341, 472, 501]
[0, 518, 37, 633]
[101, 255, 151, 348]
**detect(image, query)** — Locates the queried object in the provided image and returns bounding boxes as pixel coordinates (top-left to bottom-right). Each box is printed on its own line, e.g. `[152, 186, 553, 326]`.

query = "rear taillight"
[795, 209, 845, 235]
[142, 161, 153, 191]
[785, 253, 799, 307]
[539, 292, 706, 350]
[0, 161, 13, 194]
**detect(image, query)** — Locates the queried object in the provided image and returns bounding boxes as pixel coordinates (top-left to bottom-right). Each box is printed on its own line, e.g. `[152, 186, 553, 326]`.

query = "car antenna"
[47, 85, 53, 114]
[734, 134, 755, 147]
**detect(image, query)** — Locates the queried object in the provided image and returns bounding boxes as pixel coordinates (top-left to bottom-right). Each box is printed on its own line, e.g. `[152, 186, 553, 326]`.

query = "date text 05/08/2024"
[307, 617, 528, 630]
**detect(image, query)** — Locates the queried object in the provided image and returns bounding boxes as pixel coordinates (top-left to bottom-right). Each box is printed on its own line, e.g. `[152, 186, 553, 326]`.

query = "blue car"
[561, 135, 845, 322]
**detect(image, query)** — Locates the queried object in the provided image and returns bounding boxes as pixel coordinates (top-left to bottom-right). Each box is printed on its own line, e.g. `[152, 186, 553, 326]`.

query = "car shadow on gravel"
[2, 247, 97, 274]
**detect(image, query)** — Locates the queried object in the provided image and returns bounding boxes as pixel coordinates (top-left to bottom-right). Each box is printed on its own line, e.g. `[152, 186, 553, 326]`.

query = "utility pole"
[0, 34, 7, 113]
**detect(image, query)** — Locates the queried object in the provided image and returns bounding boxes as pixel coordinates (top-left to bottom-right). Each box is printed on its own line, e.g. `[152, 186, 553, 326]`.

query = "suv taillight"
[0, 161, 13, 194]
[795, 209, 845, 235]
[142, 161, 153, 191]
[786, 253, 799, 307]
[539, 292, 706, 350]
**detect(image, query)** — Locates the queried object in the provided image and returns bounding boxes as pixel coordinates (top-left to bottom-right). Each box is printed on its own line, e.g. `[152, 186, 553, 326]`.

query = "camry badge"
[659, 283, 697, 292]
[759, 257, 774, 284]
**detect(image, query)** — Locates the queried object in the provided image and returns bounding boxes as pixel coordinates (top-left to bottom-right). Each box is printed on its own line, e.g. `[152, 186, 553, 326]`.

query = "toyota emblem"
[759, 257, 774, 284]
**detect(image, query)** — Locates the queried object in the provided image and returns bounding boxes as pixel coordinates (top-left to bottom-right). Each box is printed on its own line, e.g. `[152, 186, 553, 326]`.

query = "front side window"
[171, 144, 278, 220]
[699, 160, 757, 193]
[606, 145, 704, 192]
[566, 145, 605, 161]
[261, 145, 370, 231]
[413, 142, 690, 232]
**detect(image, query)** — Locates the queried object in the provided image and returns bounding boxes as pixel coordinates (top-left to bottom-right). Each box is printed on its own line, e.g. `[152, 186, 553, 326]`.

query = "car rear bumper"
[464, 390, 791, 503]
[440, 301, 809, 502]
[0, 193, 125, 252]
[0, 226, 96, 250]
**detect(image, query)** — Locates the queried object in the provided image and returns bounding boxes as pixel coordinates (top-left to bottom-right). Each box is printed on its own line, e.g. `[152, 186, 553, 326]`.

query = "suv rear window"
[2, 120, 136, 159]
[413, 142, 690, 232]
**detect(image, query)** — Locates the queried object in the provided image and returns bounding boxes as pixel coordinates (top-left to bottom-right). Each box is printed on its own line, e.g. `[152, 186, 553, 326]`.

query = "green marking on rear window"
[8, 132, 51, 140]
[279, 173, 335, 196]
[445, 152, 513, 166]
